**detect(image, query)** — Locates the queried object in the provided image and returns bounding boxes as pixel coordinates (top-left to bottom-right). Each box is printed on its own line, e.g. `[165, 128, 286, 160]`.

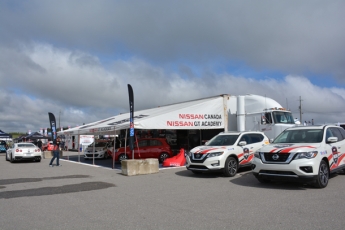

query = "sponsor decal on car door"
[327, 127, 345, 171]
[238, 144, 255, 165]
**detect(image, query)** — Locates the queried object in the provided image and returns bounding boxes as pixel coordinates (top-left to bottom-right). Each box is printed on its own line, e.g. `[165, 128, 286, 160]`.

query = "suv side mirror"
[327, 137, 338, 143]
[238, 141, 247, 146]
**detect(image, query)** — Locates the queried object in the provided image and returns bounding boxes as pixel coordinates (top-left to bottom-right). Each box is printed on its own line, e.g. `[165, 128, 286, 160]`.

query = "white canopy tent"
[60, 95, 228, 136]
[59, 94, 229, 165]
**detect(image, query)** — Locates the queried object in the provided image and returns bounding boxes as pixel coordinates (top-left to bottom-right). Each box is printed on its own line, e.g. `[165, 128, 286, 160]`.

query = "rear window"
[149, 139, 163, 146]
[18, 144, 36, 148]
[138, 140, 148, 147]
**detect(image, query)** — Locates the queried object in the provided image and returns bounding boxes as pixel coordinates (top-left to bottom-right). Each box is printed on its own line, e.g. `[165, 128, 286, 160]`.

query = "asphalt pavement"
[60, 151, 167, 169]
[1, 152, 345, 230]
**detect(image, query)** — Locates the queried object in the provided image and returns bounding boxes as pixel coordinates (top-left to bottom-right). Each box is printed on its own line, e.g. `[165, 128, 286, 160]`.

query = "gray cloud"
[1, 1, 344, 79]
[0, 1, 345, 132]
[1, 43, 345, 132]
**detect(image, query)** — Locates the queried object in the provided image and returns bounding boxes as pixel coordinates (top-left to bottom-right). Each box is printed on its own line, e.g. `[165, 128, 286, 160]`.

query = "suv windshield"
[272, 111, 295, 124]
[206, 134, 239, 146]
[273, 129, 323, 143]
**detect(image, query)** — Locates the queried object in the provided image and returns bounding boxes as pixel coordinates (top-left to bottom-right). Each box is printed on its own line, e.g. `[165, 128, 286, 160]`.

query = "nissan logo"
[272, 154, 279, 160]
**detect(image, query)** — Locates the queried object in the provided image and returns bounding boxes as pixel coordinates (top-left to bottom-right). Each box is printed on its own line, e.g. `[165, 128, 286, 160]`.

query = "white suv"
[252, 125, 345, 188]
[186, 131, 269, 177]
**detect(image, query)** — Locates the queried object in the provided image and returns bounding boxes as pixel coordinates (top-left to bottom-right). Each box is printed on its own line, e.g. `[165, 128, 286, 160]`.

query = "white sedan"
[6, 143, 42, 163]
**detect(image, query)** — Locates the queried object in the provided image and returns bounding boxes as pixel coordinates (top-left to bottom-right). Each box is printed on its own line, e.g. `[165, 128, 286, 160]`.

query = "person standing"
[49, 138, 62, 167]
[37, 139, 43, 151]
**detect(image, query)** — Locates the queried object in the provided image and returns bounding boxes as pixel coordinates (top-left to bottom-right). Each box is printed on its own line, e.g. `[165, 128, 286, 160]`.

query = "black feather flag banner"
[48, 112, 57, 141]
[128, 84, 134, 151]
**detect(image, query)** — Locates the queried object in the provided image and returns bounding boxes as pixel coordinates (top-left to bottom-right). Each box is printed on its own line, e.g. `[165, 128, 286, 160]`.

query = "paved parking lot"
[1, 152, 345, 230]
[61, 151, 168, 170]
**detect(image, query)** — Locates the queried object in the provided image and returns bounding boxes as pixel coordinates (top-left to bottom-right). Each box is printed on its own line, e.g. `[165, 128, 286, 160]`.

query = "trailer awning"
[60, 95, 228, 135]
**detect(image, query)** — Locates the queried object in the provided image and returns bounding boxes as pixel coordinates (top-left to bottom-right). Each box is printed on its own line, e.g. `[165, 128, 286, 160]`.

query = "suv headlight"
[207, 152, 224, 158]
[295, 151, 318, 159]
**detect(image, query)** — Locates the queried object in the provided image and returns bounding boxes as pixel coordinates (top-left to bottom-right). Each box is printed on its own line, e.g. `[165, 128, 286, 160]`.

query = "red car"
[109, 138, 173, 163]
[42, 141, 54, 151]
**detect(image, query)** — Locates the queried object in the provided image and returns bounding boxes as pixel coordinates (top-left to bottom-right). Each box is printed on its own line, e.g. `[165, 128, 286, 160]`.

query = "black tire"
[10, 154, 14, 163]
[118, 153, 128, 162]
[223, 156, 238, 177]
[191, 170, 203, 174]
[313, 160, 329, 188]
[159, 152, 170, 163]
[5, 153, 9, 161]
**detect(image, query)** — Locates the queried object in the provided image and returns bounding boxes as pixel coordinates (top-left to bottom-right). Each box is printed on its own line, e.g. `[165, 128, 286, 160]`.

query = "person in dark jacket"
[49, 138, 62, 167]
[37, 139, 43, 151]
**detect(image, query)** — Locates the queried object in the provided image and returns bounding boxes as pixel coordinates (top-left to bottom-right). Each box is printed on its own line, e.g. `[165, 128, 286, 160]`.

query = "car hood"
[258, 143, 321, 153]
[190, 145, 231, 155]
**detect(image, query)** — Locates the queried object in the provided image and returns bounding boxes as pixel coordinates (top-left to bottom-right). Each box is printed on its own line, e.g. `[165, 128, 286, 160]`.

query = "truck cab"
[259, 108, 296, 140]
[227, 95, 296, 140]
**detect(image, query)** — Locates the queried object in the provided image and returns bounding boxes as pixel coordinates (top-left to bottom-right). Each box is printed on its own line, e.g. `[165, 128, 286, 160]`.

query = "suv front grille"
[260, 152, 294, 164]
[189, 153, 207, 163]
[188, 165, 208, 170]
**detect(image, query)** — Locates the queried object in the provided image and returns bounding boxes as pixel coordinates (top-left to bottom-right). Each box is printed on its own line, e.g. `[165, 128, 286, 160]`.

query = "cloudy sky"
[1, 0, 345, 133]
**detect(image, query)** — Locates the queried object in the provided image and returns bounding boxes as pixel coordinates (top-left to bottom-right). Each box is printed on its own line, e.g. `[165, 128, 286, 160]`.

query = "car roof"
[286, 125, 340, 131]
[218, 131, 265, 135]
